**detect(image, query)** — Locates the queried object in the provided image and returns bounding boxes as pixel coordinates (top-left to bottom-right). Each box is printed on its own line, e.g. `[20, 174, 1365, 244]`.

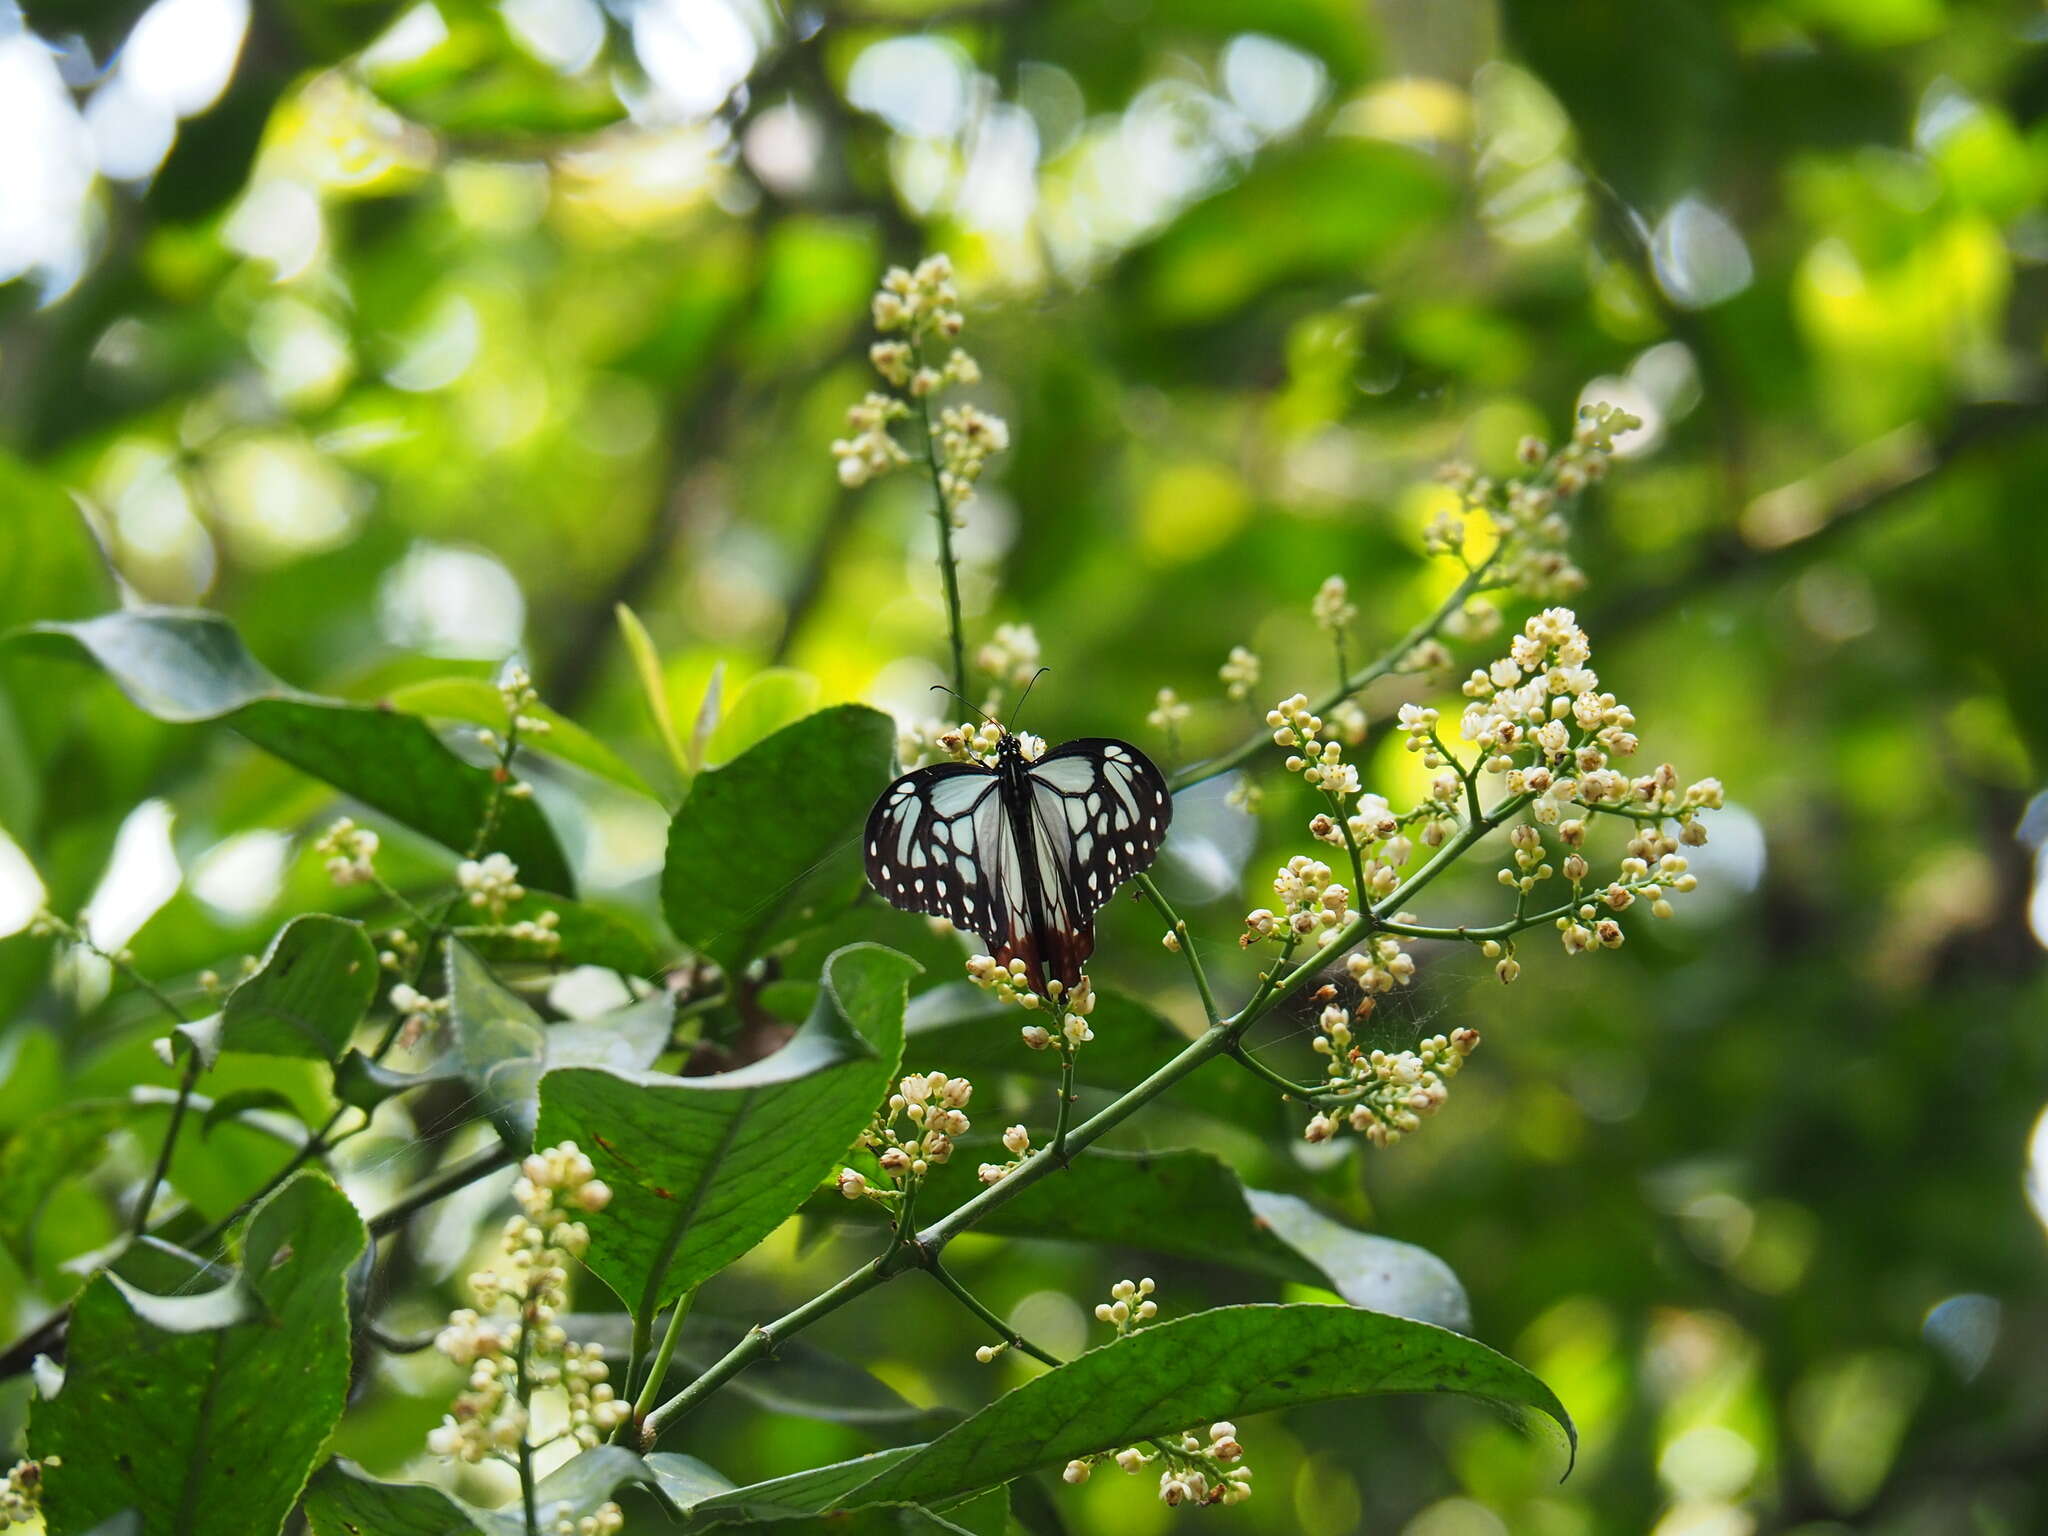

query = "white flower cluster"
[316, 817, 380, 887]
[1092, 1275, 1157, 1335]
[1218, 645, 1260, 702]
[0, 1457, 55, 1529]
[838, 1070, 974, 1200]
[1431, 402, 1641, 600]
[831, 391, 912, 488]
[1147, 687, 1190, 734]
[1311, 574, 1356, 632]
[493, 663, 551, 742]
[458, 852, 524, 917]
[425, 1143, 620, 1468]
[975, 1122, 1035, 1188]
[1240, 855, 1350, 950]
[1266, 694, 1362, 797]
[1304, 1028, 1478, 1148]
[832, 254, 1008, 522]
[976, 622, 1041, 690]
[387, 981, 448, 1052]
[964, 955, 1098, 1049]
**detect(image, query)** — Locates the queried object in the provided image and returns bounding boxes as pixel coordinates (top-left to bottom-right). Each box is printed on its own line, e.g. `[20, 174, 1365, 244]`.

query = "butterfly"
[864, 730, 1174, 995]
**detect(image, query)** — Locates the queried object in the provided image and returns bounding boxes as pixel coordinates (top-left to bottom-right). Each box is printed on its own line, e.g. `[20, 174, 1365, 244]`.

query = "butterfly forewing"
[863, 763, 1006, 937]
[864, 734, 1172, 996]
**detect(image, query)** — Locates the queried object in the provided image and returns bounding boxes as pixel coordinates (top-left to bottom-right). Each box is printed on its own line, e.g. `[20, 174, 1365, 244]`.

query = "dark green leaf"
[305, 1446, 652, 1536]
[200, 1088, 306, 1140]
[676, 1305, 1572, 1522]
[661, 705, 896, 970]
[1243, 1190, 1471, 1330]
[34, 1171, 368, 1536]
[383, 676, 657, 799]
[808, 1146, 1469, 1330]
[536, 943, 914, 1317]
[0, 1101, 131, 1264]
[442, 941, 675, 1143]
[9, 610, 574, 893]
[218, 915, 379, 1062]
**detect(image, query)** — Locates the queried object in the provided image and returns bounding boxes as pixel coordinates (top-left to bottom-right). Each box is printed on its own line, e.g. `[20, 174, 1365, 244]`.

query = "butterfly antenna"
[928, 684, 1000, 730]
[1007, 668, 1050, 733]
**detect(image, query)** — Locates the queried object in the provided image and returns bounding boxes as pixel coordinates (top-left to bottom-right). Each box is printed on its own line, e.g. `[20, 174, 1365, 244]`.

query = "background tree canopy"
[2, 0, 2046, 1532]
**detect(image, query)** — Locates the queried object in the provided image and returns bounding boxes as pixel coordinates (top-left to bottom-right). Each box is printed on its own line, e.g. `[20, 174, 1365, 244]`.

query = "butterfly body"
[864, 731, 1173, 994]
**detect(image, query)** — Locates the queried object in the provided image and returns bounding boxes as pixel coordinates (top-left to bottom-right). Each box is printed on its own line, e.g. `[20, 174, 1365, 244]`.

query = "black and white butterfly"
[864, 731, 1173, 994]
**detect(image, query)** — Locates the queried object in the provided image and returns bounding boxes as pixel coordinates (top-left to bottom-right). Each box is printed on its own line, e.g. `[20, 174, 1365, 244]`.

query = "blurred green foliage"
[3, 0, 2047, 1531]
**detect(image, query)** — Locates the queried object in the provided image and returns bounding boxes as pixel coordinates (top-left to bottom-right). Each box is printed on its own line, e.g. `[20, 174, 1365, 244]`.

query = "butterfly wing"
[1023, 737, 1174, 989]
[863, 762, 1008, 939]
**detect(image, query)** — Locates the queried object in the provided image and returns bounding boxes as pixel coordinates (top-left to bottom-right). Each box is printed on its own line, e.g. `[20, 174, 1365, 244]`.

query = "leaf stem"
[623, 1290, 696, 1441]
[132, 1047, 202, 1239]
[1133, 873, 1219, 1024]
[367, 1143, 519, 1237]
[913, 349, 970, 701]
[926, 1260, 1061, 1367]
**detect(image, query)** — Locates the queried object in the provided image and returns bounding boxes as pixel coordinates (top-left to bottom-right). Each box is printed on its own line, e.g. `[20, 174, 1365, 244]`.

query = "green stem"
[623, 1290, 696, 1441]
[926, 1261, 1062, 1367]
[913, 358, 970, 702]
[514, 1287, 541, 1536]
[1223, 1043, 1328, 1103]
[132, 1047, 202, 1239]
[1171, 553, 1500, 793]
[1052, 1040, 1078, 1162]
[1133, 873, 1219, 1023]
[367, 1144, 520, 1237]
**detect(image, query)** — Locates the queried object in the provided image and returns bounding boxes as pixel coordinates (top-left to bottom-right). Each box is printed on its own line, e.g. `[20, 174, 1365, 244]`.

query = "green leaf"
[645, 1452, 737, 1511]
[200, 1088, 306, 1140]
[536, 943, 914, 1317]
[33, 1171, 368, 1536]
[661, 705, 896, 971]
[218, 915, 379, 1062]
[809, 1147, 1469, 1330]
[305, 1446, 651, 1536]
[0, 1101, 132, 1264]
[617, 602, 691, 787]
[1243, 1190, 1471, 1330]
[384, 676, 657, 800]
[677, 1305, 1572, 1524]
[441, 940, 676, 1143]
[9, 609, 575, 894]
[703, 668, 823, 766]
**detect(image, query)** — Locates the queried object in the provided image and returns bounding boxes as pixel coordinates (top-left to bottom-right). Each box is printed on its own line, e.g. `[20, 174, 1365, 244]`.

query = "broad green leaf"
[0, 1101, 131, 1263]
[703, 668, 822, 766]
[218, 914, 378, 1062]
[33, 1171, 367, 1536]
[645, 1452, 737, 1510]
[384, 676, 657, 799]
[688, 662, 724, 772]
[305, 1445, 650, 1536]
[1244, 1190, 1471, 1331]
[441, 940, 675, 1143]
[808, 1147, 1469, 1330]
[200, 1088, 307, 1140]
[536, 943, 914, 1317]
[661, 705, 896, 971]
[9, 610, 575, 894]
[617, 602, 691, 786]
[676, 1305, 1572, 1523]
